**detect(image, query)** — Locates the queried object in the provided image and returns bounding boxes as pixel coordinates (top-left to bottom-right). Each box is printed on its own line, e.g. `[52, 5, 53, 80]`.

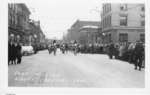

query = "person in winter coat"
[8, 41, 15, 65]
[108, 43, 115, 59]
[128, 42, 136, 64]
[16, 42, 22, 64]
[134, 41, 144, 71]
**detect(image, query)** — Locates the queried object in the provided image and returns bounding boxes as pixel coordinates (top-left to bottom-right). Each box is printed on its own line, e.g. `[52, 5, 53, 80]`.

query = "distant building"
[101, 3, 145, 44]
[64, 20, 101, 45]
[29, 20, 45, 45]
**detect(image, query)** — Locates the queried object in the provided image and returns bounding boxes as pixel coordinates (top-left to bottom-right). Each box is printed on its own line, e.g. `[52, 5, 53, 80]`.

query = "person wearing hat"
[8, 34, 15, 65]
[16, 35, 22, 64]
[13, 38, 18, 64]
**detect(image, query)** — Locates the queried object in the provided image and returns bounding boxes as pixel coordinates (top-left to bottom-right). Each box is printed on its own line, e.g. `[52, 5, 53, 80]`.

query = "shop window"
[141, 6, 145, 11]
[119, 33, 128, 42]
[140, 34, 145, 42]
[141, 20, 145, 26]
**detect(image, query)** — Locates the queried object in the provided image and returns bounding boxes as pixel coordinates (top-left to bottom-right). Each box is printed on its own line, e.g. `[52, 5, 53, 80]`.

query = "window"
[141, 20, 145, 26]
[13, 15, 15, 25]
[141, 6, 145, 11]
[120, 4, 127, 11]
[119, 33, 128, 42]
[109, 15, 111, 27]
[104, 18, 106, 28]
[140, 34, 145, 42]
[103, 5, 106, 14]
[109, 4, 111, 11]
[120, 15, 127, 26]
[11, 14, 14, 25]
[106, 4, 111, 13]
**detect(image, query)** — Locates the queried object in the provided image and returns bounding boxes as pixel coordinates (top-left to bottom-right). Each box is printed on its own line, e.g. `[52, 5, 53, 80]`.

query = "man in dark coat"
[8, 34, 15, 65]
[108, 43, 115, 59]
[134, 41, 144, 71]
[8, 41, 14, 65]
[9, 41, 16, 64]
[12, 42, 18, 64]
[16, 42, 22, 64]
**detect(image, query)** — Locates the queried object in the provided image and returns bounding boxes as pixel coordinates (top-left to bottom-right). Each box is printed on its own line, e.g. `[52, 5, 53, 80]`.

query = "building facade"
[101, 3, 145, 44]
[64, 20, 101, 45]
[8, 3, 31, 44]
[28, 20, 46, 45]
[8, 3, 45, 46]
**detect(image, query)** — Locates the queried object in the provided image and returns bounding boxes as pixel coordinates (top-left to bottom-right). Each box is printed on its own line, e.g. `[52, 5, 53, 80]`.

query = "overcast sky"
[23, 0, 102, 39]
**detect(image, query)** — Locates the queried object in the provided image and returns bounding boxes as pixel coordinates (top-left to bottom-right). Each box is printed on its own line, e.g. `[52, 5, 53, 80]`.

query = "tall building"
[101, 3, 145, 44]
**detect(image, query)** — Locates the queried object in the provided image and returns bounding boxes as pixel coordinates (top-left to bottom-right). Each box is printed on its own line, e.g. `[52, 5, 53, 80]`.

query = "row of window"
[120, 4, 145, 11]
[119, 33, 145, 42]
[119, 15, 145, 26]
[103, 4, 145, 15]
[9, 6, 29, 29]
[103, 3, 111, 14]
[107, 33, 145, 42]
[102, 15, 145, 28]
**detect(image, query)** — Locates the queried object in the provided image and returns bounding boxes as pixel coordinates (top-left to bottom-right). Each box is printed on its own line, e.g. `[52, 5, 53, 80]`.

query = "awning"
[81, 25, 99, 29]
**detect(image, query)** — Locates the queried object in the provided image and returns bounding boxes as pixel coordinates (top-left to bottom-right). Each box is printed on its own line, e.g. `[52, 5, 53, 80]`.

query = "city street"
[8, 49, 145, 87]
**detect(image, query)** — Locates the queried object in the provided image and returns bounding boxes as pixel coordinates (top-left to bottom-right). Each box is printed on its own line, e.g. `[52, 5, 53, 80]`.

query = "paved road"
[8, 49, 145, 87]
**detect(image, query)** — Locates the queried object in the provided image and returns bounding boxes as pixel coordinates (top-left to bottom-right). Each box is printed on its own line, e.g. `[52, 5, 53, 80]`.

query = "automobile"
[21, 46, 34, 56]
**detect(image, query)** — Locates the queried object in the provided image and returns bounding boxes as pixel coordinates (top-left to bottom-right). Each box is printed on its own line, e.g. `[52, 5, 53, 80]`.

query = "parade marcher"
[48, 44, 52, 54]
[60, 43, 66, 54]
[134, 41, 144, 71]
[65, 43, 69, 53]
[52, 40, 57, 55]
[73, 40, 78, 55]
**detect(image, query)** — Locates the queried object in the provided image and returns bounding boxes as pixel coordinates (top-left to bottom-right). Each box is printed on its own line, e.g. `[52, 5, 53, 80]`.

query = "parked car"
[21, 46, 34, 56]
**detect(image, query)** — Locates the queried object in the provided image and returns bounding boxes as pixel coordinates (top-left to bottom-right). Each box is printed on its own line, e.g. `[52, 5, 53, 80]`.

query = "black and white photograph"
[7, 1, 146, 88]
